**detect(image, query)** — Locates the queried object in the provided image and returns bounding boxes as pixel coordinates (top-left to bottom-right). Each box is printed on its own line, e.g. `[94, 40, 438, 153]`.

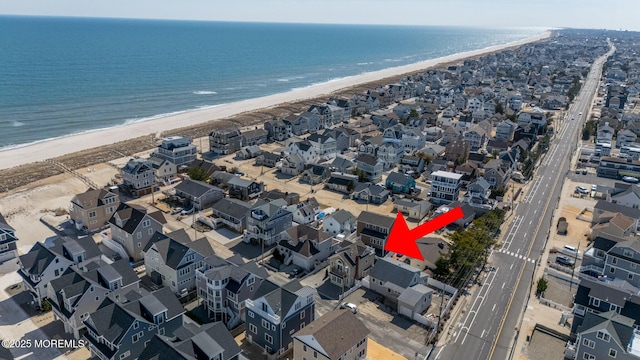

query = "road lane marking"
[492, 304, 496, 312]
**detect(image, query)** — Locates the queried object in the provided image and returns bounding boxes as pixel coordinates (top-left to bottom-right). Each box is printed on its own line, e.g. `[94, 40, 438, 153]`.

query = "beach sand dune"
[0, 31, 549, 175]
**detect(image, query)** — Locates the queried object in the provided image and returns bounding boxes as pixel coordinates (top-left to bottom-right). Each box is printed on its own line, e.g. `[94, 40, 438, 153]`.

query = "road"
[434, 44, 614, 360]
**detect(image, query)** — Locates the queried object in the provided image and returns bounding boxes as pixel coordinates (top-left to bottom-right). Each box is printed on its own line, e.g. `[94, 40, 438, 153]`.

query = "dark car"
[556, 255, 575, 267]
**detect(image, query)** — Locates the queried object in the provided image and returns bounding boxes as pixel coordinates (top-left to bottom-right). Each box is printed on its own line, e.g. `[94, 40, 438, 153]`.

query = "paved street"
[433, 45, 614, 360]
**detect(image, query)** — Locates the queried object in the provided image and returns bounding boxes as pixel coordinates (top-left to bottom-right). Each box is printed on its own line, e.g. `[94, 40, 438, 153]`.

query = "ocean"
[0, 16, 545, 150]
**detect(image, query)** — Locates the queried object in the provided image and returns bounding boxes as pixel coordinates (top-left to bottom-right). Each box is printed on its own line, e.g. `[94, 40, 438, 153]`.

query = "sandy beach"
[0, 31, 550, 171]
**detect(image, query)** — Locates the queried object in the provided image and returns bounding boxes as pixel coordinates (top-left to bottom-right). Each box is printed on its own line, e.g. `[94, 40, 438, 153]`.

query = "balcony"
[245, 299, 281, 323]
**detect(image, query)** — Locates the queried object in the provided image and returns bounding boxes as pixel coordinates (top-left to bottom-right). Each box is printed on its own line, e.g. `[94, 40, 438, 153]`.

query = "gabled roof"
[578, 310, 636, 350]
[149, 236, 214, 270]
[109, 203, 166, 234]
[174, 179, 222, 198]
[398, 284, 433, 306]
[210, 198, 251, 219]
[386, 171, 412, 185]
[0, 213, 14, 231]
[355, 154, 379, 166]
[84, 259, 140, 288]
[293, 309, 370, 359]
[250, 280, 314, 318]
[326, 209, 355, 224]
[71, 188, 118, 209]
[357, 211, 395, 228]
[370, 257, 420, 289]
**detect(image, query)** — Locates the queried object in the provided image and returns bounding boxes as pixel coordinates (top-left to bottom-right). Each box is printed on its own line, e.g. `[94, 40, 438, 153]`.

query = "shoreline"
[0, 30, 550, 183]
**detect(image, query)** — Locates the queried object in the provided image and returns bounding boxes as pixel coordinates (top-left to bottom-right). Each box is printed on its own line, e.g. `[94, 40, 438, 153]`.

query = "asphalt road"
[433, 44, 615, 360]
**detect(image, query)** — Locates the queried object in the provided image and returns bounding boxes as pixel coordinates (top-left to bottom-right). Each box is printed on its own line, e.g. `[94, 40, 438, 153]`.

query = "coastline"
[0, 30, 550, 174]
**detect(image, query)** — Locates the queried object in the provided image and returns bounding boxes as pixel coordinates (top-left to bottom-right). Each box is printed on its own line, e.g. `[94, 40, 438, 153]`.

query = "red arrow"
[384, 207, 464, 261]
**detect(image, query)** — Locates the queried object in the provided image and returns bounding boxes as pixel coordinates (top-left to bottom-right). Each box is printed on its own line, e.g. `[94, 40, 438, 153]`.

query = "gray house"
[196, 254, 269, 329]
[83, 288, 185, 360]
[277, 224, 335, 272]
[18, 237, 102, 307]
[152, 136, 197, 167]
[144, 231, 214, 295]
[322, 209, 356, 235]
[574, 311, 640, 360]
[227, 177, 264, 201]
[48, 259, 141, 339]
[173, 179, 224, 211]
[243, 199, 293, 246]
[0, 213, 18, 265]
[108, 203, 166, 262]
[209, 128, 243, 155]
[139, 322, 242, 360]
[368, 257, 428, 304]
[245, 280, 316, 359]
[210, 197, 252, 234]
[121, 158, 155, 197]
[355, 154, 384, 183]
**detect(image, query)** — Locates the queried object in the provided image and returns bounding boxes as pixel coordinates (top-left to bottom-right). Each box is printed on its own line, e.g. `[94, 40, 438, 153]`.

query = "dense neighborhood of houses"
[5, 29, 640, 360]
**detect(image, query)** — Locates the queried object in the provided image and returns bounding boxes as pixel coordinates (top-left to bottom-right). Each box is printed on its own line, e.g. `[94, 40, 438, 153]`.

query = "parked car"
[340, 302, 358, 313]
[171, 206, 184, 215]
[556, 255, 575, 267]
[575, 169, 581, 174]
[591, 184, 597, 191]
[582, 169, 587, 175]
[622, 176, 640, 184]
[575, 186, 589, 194]
[288, 267, 301, 277]
[180, 207, 194, 216]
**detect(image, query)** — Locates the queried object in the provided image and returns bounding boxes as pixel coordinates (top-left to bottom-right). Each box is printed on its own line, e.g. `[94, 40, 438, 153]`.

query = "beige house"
[293, 309, 369, 360]
[69, 188, 120, 232]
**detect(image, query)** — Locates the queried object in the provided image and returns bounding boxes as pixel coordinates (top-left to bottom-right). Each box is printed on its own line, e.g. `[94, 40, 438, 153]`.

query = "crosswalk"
[495, 248, 536, 264]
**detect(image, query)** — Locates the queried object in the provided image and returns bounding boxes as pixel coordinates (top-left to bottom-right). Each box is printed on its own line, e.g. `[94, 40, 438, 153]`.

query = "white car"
[575, 186, 589, 194]
[591, 184, 597, 191]
[340, 302, 357, 313]
[622, 176, 640, 184]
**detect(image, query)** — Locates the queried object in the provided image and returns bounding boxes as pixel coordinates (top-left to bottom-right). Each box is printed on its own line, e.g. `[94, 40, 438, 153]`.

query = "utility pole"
[569, 241, 580, 291]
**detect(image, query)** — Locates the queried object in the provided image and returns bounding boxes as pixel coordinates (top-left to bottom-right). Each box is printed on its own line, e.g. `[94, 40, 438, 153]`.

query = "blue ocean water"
[0, 16, 544, 149]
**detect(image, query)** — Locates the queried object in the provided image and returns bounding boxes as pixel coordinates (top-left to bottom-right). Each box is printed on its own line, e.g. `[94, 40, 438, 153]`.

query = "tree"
[495, 103, 504, 114]
[536, 276, 548, 297]
[433, 256, 451, 280]
[187, 167, 209, 181]
[41, 299, 52, 312]
[409, 109, 420, 118]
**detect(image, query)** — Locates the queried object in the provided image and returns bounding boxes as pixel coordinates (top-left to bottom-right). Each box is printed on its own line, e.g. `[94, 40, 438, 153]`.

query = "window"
[314, 351, 318, 358]
[582, 352, 595, 360]
[624, 250, 634, 258]
[610, 267, 615, 274]
[262, 319, 270, 329]
[300, 311, 305, 320]
[597, 331, 611, 342]
[629, 273, 634, 280]
[89, 211, 96, 218]
[303, 345, 306, 352]
[142, 220, 150, 227]
[582, 338, 595, 349]
[592, 298, 600, 307]
[248, 310, 254, 318]
[609, 348, 617, 357]
[134, 321, 139, 329]
[265, 334, 273, 344]
[249, 323, 257, 334]
[136, 232, 142, 239]
[132, 333, 139, 343]
[248, 277, 255, 285]
[612, 258, 618, 265]
[148, 228, 153, 235]
[119, 351, 131, 359]
[159, 327, 165, 335]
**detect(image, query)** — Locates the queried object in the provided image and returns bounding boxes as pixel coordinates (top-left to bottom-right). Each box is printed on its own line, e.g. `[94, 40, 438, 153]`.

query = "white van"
[561, 245, 580, 257]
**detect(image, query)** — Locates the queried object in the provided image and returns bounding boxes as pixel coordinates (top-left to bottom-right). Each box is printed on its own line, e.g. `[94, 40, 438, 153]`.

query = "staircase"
[45, 159, 100, 189]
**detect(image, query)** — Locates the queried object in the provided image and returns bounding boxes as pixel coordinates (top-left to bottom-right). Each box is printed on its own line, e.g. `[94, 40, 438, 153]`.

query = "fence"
[539, 296, 572, 313]
[339, 280, 362, 300]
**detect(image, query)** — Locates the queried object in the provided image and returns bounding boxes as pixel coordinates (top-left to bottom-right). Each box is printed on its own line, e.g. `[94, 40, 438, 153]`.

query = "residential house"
[210, 198, 252, 234]
[463, 125, 487, 151]
[598, 157, 640, 179]
[420, 143, 446, 159]
[138, 322, 242, 360]
[0, 213, 18, 264]
[265, 118, 293, 141]
[517, 107, 547, 130]
[121, 158, 155, 197]
[616, 129, 638, 149]
[293, 309, 370, 360]
[397, 284, 433, 320]
[322, 210, 356, 235]
[393, 199, 431, 221]
[308, 104, 348, 128]
[325, 173, 358, 194]
[357, 136, 382, 157]
[209, 128, 243, 155]
[444, 140, 470, 163]
[572, 233, 640, 334]
[278, 224, 334, 272]
[424, 127, 444, 142]
[18, 237, 102, 306]
[597, 122, 615, 143]
[378, 142, 404, 170]
[243, 199, 294, 246]
[322, 129, 350, 152]
[280, 153, 306, 176]
[574, 311, 640, 360]
[331, 157, 355, 173]
[368, 257, 428, 303]
[495, 120, 516, 141]
[328, 241, 375, 289]
[356, 211, 395, 253]
[242, 128, 269, 146]
[484, 160, 509, 189]
[209, 171, 236, 188]
[83, 288, 185, 360]
[196, 254, 269, 328]
[187, 160, 220, 179]
[407, 237, 449, 274]
[144, 231, 214, 295]
[486, 139, 509, 154]
[300, 164, 332, 185]
[173, 179, 224, 210]
[286, 197, 321, 225]
[442, 126, 462, 145]
[288, 140, 318, 163]
[256, 152, 282, 168]
[355, 154, 383, 183]
[430, 171, 463, 205]
[399, 155, 426, 174]
[236, 145, 263, 160]
[443, 202, 476, 227]
[69, 188, 120, 232]
[149, 156, 177, 184]
[385, 171, 416, 194]
[245, 280, 316, 358]
[260, 190, 300, 206]
[152, 136, 197, 167]
[464, 177, 496, 210]
[48, 259, 140, 339]
[107, 203, 166, 262]
[608, 185, 640, 209]
[352, 183, 390, 205]
[593, 201, 640, 232]
[591, 213, 635, 239]
[307, 133, 337, 159]
[228, 177, 264, 201]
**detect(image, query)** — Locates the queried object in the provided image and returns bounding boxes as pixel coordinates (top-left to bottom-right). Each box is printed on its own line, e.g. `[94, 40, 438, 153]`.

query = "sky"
[0, 0, 638, 31]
